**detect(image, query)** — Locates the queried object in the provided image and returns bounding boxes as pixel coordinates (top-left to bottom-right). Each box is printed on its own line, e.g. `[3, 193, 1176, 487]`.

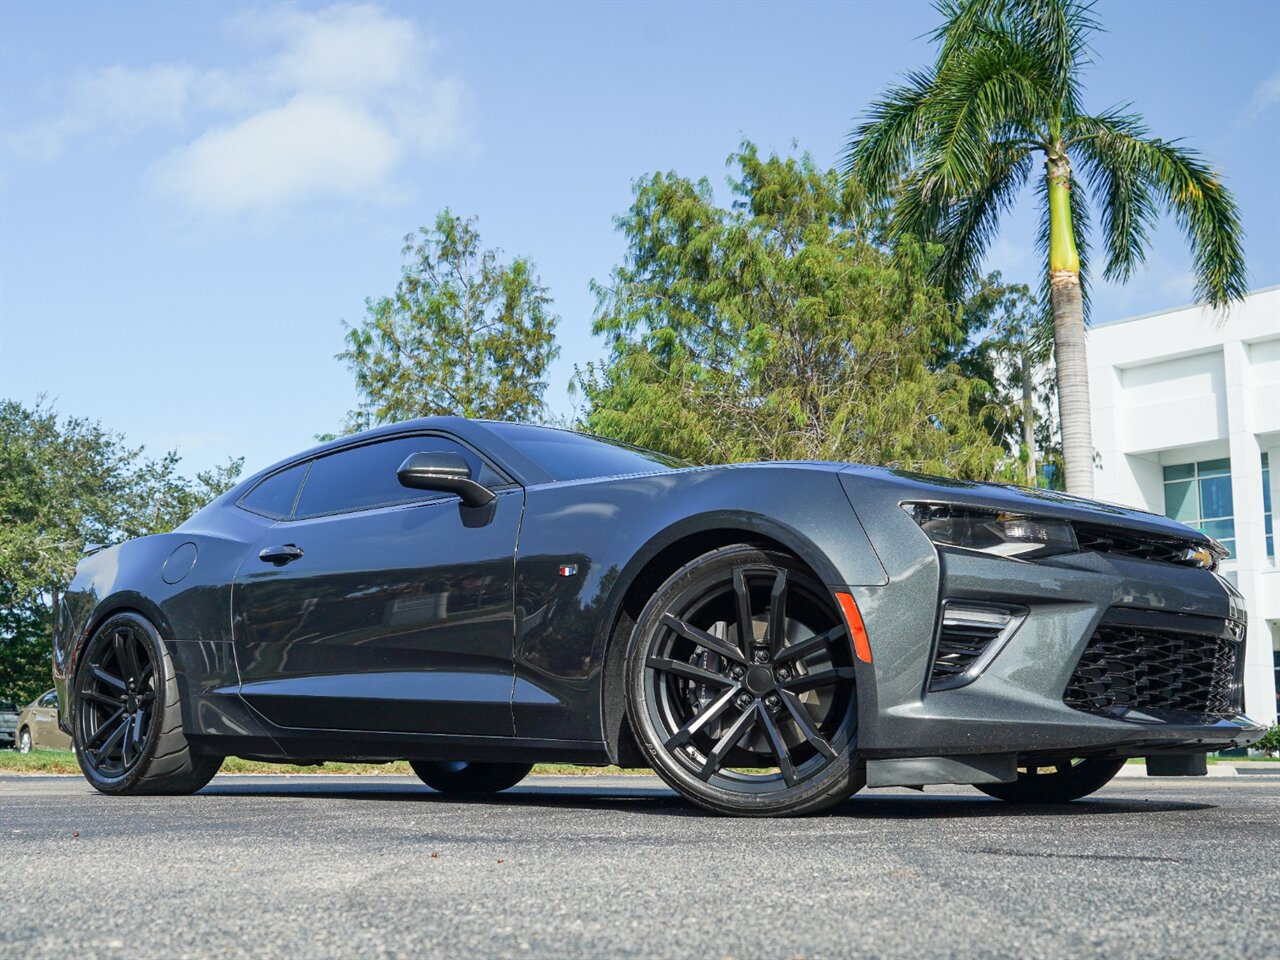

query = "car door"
[32, 691, 69, 750]
[231, 433, 523, 737]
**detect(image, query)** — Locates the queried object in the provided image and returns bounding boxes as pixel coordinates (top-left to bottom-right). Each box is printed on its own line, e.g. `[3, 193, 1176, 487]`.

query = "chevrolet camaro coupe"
[52, 418, 1263, 815]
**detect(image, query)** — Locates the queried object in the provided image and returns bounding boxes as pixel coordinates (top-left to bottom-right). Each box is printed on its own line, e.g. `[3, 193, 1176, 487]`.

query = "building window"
[1163, 458, 1235, 557]
[1264, 452, 1273, 560]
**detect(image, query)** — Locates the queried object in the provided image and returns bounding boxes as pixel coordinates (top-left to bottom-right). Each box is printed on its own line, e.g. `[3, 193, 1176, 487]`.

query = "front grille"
[1073, 522, 1217, 569]
[928, 603, 1023, 691]
[1064, 610, 1244, 720]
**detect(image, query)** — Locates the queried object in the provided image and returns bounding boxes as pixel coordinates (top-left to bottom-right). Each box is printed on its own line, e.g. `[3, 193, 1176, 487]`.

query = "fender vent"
[929, 603, 1024, 691]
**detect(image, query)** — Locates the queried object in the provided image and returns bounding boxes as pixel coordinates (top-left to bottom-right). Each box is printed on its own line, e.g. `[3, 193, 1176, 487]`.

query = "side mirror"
[396, 451, 496, 508]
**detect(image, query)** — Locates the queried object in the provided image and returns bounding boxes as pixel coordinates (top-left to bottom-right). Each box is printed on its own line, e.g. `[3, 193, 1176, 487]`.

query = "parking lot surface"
[2, 773, 1277, 959]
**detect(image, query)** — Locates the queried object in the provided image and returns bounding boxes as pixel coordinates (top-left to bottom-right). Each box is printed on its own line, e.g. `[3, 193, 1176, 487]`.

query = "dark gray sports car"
[52, 418, 1263, 815]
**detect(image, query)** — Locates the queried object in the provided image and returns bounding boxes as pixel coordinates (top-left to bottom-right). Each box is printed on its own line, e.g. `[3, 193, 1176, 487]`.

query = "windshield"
[486, 423, 689, 482]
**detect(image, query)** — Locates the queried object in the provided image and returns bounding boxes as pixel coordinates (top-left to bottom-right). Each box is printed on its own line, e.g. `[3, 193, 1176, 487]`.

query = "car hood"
[838, 464, 1216, 548]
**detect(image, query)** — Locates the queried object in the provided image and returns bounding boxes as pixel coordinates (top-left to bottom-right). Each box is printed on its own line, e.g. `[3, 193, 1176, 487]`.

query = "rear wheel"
[626, 546, 864, 817]
[409, 760, 533, 794]
[72, 612, 222, 795]
[976, 757, 1126, 803]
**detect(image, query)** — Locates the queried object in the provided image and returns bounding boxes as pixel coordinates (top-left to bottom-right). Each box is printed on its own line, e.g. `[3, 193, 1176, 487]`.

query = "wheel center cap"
[745, 665, 774, 695]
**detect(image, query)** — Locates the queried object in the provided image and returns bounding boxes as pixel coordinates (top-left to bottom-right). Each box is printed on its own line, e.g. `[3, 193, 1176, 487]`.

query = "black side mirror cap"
[396, 452, 496, 508]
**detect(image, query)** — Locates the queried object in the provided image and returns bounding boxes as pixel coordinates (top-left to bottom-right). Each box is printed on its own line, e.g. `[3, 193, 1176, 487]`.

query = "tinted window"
[39, 691, 57, 708]
[240, 461, 310, 518]
[486, 423, 689, 481]
[294, 435, 504, 519]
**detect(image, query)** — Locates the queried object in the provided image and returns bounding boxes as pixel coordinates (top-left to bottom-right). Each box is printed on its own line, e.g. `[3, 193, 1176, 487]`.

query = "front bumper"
[842, 480, 1264, 761]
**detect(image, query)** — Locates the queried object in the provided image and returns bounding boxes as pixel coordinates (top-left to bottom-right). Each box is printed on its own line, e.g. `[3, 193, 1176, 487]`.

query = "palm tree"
[845, 0, 1247, 496]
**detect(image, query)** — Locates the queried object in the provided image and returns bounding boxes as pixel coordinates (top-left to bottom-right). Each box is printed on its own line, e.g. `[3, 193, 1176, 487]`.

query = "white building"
[1090, 285, 1280, 728]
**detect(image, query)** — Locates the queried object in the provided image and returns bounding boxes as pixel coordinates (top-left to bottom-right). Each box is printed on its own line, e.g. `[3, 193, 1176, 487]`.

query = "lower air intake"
[928, 603, 1024, 691]
[1063, 609, 1244, 721]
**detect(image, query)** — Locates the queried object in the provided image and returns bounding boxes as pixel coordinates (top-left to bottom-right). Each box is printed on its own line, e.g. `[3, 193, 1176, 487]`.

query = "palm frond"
[1069, 111, 1248, 308]
[844, 70, 935, 197]
[932, 0, 1098, 120]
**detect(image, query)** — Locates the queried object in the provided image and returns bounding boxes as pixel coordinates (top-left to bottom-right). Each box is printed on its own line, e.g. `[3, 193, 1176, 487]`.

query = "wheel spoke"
[81, 688, 121, 708]
[758, 706, 799, 786]
[766, 569, 788, 655]
[119, 631, 142, 685]
[732, 568, 755, 657]
[774, 626, 843, 666]
[647, 656, 735, 687]
[84, 708, 126, 749]
[92, 666, 126, 691]
[93, 714, 130, 760]
[664, 686, 741, 750]
[660, 614, 746, 665]
[778, 689, 837, 761]
[697, 704, 758, 780]
[782, 666, 857, 693]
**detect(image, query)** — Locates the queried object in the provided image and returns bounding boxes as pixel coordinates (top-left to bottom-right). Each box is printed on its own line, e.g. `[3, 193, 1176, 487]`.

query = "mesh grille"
[1064, 614, 1243, 720]
[1073, 522, 1213, 568]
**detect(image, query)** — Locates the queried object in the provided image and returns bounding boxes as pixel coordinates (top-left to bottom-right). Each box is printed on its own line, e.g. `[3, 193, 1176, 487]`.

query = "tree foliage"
[338, 210, 560, 432]
[575, 144, 1009, 477]
[0, 399, 242, 705]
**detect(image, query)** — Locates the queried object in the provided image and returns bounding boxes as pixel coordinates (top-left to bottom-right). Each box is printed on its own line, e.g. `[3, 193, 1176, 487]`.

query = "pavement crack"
[976, 847, 1188, 864]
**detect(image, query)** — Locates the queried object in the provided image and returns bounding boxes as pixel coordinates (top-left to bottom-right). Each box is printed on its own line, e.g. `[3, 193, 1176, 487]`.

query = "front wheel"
[976, 757, 1126, 803]
[72, 612, 223, 795]
[18, 728, 32, 753]
[409, 760, 533, 794]
[626, 546, 864, 817]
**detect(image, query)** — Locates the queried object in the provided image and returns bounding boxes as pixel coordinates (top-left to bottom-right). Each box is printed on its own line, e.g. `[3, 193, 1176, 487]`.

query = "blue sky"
[2, 0, 1278, 477]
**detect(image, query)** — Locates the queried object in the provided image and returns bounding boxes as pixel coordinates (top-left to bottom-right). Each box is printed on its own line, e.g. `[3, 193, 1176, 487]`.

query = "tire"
[18, 728, 32, 754]
[71, 612, 223, 796]
[626, 545, 865, 817]
[976, 757, 1126, 803]
[410, 760, 533, 794]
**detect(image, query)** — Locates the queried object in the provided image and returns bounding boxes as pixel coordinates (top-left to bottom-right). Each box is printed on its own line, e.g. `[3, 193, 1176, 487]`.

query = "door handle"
[259, 544, 304, 566]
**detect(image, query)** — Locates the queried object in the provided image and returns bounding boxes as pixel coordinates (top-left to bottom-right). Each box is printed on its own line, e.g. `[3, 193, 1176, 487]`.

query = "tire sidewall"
[625, 545, 862, 816]
[72, 612, 173, 795]
[18, 728, 32, 753]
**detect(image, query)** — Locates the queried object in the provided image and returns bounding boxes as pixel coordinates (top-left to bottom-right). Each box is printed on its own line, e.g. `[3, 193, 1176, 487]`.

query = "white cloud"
[154, 94, 403, 215]
[5, 4, 466, 216]
[1238, 72, 1280, 126]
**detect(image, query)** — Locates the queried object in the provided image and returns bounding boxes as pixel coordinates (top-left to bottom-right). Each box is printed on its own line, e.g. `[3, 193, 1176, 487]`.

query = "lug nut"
[737, 693, 753, 709]
[777, 666, 792, 680]
[754, 650, 769, 664]
[765, 694, 781, 710]
[731, 665, 746, 680]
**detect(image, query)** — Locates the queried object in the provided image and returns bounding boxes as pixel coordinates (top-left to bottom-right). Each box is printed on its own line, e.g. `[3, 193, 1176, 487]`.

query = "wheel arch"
[61, 595, 178, 733]
[596, 512, 841, 765]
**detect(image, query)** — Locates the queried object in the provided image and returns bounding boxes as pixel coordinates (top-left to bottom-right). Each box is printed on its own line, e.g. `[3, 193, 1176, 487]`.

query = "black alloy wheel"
[627, 545, 864, 817]
[76, 621, 158, 777]
[410, 760, 534, 794]
[976, 756, 1127, 803]
[73, 612, 222, 795]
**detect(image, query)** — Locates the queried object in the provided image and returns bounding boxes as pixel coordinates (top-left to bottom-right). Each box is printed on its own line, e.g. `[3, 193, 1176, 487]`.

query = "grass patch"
[0, 750, 654, 777]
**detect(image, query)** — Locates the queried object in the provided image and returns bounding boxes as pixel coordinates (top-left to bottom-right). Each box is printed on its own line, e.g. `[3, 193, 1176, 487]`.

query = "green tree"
[967, 279, 1060, 485]
[0, 398, 242, 705]
[845, 0, 1247, 496]
[575, 144, 1008, 477]
[338, 210, 560, 431]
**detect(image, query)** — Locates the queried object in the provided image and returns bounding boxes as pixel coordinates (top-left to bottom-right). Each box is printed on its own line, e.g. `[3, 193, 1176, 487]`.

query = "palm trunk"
[1046, 150, 1093, 497]
[1021, 350, 1036, 485]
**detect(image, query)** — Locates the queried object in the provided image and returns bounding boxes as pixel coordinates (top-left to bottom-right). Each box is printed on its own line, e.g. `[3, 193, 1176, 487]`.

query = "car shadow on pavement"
[199, 780, 1213, 819]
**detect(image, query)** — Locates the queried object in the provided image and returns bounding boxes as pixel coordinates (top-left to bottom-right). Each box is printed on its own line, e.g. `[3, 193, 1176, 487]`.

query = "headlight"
[906, 504, 1079, 560]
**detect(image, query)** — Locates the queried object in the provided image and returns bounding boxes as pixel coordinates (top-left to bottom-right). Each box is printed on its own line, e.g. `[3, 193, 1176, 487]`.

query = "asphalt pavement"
[1, 773, 1277, 960]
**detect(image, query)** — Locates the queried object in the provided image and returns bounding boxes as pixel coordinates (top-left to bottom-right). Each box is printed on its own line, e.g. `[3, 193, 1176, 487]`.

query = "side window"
[239, 461, 310, 518]
[39, 691, 57, 708]
[293, 435, 504, 519]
